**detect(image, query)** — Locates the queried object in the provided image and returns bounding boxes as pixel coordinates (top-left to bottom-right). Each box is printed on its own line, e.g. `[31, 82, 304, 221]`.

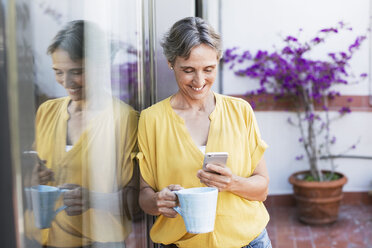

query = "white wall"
[220, 0, 372, 194]
[222, 0, 370, 96]
[258, 112, 372, 194]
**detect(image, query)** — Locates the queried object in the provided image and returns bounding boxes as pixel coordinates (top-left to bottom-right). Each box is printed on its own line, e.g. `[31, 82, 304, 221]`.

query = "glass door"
[1, 0, 206, 247]
[2, 0, 153, 247]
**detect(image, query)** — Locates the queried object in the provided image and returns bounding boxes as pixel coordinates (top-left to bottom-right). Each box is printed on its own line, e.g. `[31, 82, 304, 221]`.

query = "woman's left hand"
[59, 183, 90, 216]
[197, 163, 235, 192]
[197, 158, 269, 201]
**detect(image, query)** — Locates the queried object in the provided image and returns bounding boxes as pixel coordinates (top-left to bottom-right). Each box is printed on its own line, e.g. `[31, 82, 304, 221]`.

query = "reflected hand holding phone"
[23, 150, 54, 185]
[22, 152, 63, 228]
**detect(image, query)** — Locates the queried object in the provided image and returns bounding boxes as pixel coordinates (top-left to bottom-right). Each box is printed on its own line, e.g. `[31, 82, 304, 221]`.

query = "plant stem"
[323, 95, 336, 180]
[301, 85, 322, 181]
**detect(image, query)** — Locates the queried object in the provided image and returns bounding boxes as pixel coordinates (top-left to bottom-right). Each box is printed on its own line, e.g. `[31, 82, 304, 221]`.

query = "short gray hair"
[161, 17, 222, 65]
[47, 20, 84, 61]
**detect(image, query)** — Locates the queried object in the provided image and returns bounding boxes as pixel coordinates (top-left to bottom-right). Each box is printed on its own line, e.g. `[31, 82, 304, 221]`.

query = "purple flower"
[224, 47, 238, 57]
[311, 37, 323, 44]
[339, 106, 351, 114]
[257, 87, 267, 94]
[254, 50, 268, 60]
[320, 28, 338, 33]
[223, 23, 365, 171]
[282, 46, 293, 55]
[305, 113, 315, 121]
[336, 79, 348, 84]
[242, 50, 252, 60]
[295, 155, 304, 160]
[348, 36, 366, 53]
[328, 53, 336, 60]
[340, 52, 348, 59]
[285, 36, 298, 42]
[250, 101, 256, 109]
[360, 73, 368, 78]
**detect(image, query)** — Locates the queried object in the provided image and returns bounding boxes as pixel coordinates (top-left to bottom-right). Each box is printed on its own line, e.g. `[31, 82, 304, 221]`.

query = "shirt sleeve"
[245, 103, 268, 174]
[118, 108, 139, 188]
[137, 110, 157, 190]
[34, 100, 50, 150]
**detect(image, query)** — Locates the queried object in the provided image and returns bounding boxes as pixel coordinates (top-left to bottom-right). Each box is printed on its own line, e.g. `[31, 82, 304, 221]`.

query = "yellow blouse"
[138, 92, 269, 248]
[34, 96, 138, 247]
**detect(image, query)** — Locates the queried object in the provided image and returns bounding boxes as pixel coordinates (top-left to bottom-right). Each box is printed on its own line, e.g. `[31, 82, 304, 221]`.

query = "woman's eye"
[55, 71, 63, 76]
[70, 69, 83, 75]
[205, 68, 214, 73]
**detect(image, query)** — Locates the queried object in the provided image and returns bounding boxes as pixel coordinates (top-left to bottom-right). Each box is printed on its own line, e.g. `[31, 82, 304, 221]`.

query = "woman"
[31, 20, 138, 247]
[137, 17, 272, 248]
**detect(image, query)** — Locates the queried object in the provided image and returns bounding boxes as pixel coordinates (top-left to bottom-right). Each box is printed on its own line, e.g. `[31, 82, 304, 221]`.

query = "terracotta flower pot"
[288, 170, 347, 225]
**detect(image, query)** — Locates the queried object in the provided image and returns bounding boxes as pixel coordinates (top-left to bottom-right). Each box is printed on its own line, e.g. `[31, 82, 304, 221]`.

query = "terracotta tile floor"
[266, 205, 372, 248]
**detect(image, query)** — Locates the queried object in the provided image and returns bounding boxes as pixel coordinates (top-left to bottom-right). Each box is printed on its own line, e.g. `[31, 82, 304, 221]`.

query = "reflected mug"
[31, 185, 67, 229]
[173, 187, 218, 234]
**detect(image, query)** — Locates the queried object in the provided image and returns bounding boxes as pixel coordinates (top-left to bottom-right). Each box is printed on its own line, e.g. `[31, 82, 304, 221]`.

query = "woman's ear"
[167, 61, 173, 70]
[217, 55, 221, 64]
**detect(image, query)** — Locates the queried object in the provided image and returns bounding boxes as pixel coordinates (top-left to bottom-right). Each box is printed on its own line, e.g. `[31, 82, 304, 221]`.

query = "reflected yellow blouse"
[34, 96, 138, 247]
[137, 93, 269, 248]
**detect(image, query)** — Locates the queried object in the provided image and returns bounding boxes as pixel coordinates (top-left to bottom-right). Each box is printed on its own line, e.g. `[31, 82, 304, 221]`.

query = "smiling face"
[171, 44, 219, 102]
[51, 48, 85, 102]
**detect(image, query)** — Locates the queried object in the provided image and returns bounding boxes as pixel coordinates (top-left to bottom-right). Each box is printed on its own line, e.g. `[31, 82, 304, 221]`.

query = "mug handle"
[55, 189, 69, 214]
[172, 191, 182, 215]
[173, 206, 181, 215]
[55, 205, 67, 214]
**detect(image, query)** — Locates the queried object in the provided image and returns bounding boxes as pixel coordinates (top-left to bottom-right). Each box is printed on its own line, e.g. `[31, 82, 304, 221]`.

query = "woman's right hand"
[154, 184, 183, 218]
[59, 183, 90, 216]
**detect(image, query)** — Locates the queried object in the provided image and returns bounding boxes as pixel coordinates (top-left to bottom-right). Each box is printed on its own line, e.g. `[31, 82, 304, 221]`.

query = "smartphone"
[23, 150, 43, 164]
[202, 152, 229, 173]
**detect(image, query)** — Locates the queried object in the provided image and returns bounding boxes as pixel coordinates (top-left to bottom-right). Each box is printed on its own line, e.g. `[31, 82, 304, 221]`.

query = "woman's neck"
[68, 99, 85, 114]
[171, 90, 215, 112]
[67, 93, 109, 115]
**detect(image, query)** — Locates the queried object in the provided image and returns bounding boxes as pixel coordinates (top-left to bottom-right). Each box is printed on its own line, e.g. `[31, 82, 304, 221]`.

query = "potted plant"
[224, 22, 367, 224]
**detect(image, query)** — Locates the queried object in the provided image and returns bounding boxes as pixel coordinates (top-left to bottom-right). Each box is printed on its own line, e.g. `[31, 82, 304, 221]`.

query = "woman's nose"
[193, 72, 205, 86]
[61, 74, 73, 87]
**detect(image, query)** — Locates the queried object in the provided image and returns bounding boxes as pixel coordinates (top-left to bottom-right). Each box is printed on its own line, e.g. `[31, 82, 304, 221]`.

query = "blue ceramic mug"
[31, 185, 68, 229]
[173, 187, 218, 234]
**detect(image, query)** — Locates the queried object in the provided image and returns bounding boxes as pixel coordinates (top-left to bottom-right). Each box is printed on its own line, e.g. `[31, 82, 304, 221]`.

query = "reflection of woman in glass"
[32, 20, 138, 247]
[138, 17, 272, 248]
